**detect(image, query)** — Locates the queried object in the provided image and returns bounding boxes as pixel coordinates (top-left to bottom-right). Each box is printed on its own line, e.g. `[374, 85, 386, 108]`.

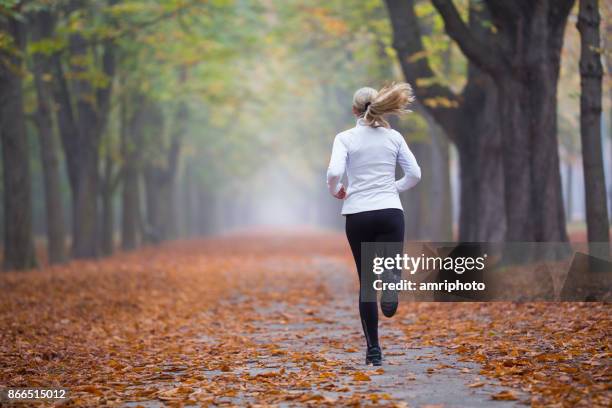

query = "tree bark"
[0, 16, 37, 270]
[29, 10, 67, 264]
[495, 76, 533, 241]
[121, 163, 141, 250]
[100, 156, 114, 256]
[455, 74, 505, 242]
[431, 0, 572, 245]
[577, 0, 609, 257]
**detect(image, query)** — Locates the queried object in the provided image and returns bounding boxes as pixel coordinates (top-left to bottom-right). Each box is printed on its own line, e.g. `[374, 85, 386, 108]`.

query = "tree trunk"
[444, 84, 503, 242]
[143, 166, 163, 243]
[528, 10, 569, 244]
[577, 0, 609, 257]
[143, 165, 174, 242]
[0, 16, 37, 270]
[121, 164, 140, 250]
[121, 95, 144, 250]
[100, 152, 117, 256]
[431, 0, 572, 246]
[496, 76, 534, 241]
[100, 196, 113, 256]
[30, 10, 67, 264]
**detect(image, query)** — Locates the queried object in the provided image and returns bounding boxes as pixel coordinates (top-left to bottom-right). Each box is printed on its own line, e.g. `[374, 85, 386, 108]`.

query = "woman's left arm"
[326, 134, 348, 197]
[395, 136, 421, 192]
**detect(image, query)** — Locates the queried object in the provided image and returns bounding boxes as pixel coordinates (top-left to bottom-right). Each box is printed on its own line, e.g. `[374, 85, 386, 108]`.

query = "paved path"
[127, 255, 525, 407]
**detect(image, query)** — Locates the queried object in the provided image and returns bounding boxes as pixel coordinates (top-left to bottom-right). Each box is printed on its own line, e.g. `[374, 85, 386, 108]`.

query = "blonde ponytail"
[352, 82, 415, 128]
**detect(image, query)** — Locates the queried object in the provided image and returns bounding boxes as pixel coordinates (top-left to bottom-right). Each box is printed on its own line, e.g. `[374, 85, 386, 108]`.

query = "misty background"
[1, 0, 611, 269]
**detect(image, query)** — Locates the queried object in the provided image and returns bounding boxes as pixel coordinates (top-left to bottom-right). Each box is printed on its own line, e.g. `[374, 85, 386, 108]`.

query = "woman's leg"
[374, 209, 405, 317]
[345, 212, 379, 350]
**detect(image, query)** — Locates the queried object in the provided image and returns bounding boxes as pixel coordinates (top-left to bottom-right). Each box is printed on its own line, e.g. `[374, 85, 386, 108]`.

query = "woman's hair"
[352, 82, 415, 128]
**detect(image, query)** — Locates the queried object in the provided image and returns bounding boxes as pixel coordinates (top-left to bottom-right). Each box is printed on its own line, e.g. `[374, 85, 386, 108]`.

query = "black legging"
[345, 208, 404, 349]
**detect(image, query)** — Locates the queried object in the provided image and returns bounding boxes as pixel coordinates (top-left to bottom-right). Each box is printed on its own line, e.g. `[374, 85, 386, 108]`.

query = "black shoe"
[365, 346, 382, 366]
[380, 270, 399, 318]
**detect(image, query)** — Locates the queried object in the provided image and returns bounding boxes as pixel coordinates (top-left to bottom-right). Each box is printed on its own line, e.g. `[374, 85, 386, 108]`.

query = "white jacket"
[326, 119, 421, 215]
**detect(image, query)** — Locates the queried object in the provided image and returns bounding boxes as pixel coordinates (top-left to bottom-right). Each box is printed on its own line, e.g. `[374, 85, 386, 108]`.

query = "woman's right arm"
[326, 134, 348, 197]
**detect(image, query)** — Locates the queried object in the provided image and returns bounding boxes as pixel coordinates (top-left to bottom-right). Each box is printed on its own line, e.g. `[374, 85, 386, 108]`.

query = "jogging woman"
[326, 83, 421, 366]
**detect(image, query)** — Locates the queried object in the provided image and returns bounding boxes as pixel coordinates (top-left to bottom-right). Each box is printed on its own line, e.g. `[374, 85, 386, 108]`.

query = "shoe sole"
[381, 269, 399, 318]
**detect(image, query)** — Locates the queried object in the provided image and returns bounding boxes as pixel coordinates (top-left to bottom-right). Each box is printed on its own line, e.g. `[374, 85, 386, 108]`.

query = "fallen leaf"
[491, 390, 518, 401]
[353, 371, 371, 381]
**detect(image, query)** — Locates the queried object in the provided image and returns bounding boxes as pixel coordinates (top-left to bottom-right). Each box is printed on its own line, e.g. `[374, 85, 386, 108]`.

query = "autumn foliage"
[0, 231, 609, 406]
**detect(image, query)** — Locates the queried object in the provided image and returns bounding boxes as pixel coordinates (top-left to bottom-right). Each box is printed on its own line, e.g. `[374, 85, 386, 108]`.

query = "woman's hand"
[334, 186, 346, 200]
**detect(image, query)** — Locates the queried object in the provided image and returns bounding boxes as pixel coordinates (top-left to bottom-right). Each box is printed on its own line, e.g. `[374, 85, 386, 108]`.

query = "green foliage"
[18, 0, 474, 200]
[27, 37, 65, 56]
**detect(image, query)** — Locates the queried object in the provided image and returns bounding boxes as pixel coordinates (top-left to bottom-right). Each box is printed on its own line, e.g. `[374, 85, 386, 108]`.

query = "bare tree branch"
[431, 0, 506, 77]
